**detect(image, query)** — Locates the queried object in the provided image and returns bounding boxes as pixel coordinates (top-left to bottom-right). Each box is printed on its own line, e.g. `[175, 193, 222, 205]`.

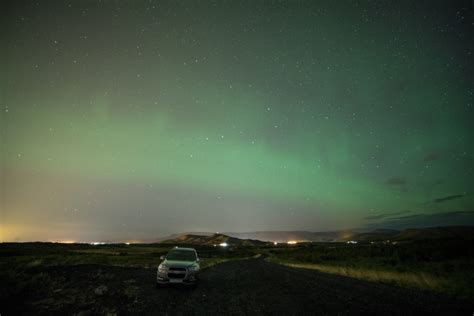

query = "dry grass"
[270, 259, 447, 292]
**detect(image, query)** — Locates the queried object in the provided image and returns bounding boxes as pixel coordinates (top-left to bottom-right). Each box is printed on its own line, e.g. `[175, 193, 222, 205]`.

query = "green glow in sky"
[1, 0, 473, 241]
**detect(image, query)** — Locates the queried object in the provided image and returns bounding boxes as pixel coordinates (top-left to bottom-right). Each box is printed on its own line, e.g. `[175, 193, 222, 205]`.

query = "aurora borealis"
[1, 1, 473, 242]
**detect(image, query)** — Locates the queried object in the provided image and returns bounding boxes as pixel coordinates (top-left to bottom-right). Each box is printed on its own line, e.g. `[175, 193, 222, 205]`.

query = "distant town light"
[346, 240, 358, 244]
[61, 240, 76, 244]
[219, 242, 228, 247]
[273, 242, 278, 245]
[90, 242, 105, 246]
[287, 241, 297, 245]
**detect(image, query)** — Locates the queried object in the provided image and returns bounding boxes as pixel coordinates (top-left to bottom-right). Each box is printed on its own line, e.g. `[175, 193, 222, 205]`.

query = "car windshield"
[166, 250, 196, 261]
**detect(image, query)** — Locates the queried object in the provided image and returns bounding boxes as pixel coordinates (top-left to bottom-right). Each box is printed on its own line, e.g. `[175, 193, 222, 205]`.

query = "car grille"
[168, 272, 186, 279]
[168, 266, 187, 279]
[169, 267, 186, 272]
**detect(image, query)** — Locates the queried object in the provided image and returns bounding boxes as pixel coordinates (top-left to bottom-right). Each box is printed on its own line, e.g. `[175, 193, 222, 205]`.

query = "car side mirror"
[160, 255, 165, 260]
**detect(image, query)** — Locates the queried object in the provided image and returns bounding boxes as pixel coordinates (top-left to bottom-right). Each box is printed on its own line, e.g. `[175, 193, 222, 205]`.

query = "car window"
[166, 250, 196, 261]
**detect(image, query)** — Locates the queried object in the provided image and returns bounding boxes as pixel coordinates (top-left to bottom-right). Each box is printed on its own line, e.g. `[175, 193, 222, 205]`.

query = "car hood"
[163, 260, 197, 268]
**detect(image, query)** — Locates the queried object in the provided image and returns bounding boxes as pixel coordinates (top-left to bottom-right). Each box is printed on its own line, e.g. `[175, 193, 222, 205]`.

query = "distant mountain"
[341, 229, 400, 242]
[225, 230, 359, 242]
[225, 226, 474, 243]
[107, 226, 474, 244]
[394, 226, 474, 241]
[153, 232, 213, 243]
[160, 233, 268, 246]
[343, 226, 474, 242]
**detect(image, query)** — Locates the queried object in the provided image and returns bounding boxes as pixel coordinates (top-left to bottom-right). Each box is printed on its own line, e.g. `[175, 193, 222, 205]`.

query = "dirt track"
[8, 258, 474, 315]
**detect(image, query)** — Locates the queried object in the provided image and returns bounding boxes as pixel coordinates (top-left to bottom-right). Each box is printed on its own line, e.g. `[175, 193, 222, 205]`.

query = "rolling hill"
[226, 226, 474, 243]
[115, 226, 474, 245]
[225, 230, 358, 243]
[160, 233, 269, 246]
[394, 226, 474, 241]
[343, 226, 474, 242]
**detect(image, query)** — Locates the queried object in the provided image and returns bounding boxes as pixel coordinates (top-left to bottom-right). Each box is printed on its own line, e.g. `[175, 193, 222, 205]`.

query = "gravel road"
[132, 258, 473, 315]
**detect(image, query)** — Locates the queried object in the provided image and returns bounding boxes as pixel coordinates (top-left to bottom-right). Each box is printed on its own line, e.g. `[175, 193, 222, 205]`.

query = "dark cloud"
[385, 177, 407, 186]
[422, 151, 443, 163]
[364, 210, 474, 230]
[363, 210, 411, 220]
[388, 214, 424, 221]
[432, 194, 465, 203]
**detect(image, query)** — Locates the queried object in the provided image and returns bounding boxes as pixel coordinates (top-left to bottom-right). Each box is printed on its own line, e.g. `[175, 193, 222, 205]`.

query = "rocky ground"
[3, 258, 473, 315]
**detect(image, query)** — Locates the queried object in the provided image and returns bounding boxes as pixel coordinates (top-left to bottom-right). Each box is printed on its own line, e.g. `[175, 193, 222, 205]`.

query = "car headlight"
[158, 264, 168, 272]
[188, 265, 199, 272]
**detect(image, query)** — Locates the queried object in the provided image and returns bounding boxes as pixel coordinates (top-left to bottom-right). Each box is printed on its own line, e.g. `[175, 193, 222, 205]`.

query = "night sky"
[1, 0, 473, 242]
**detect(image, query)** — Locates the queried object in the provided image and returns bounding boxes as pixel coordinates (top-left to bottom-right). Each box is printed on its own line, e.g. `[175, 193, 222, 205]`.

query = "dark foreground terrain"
[3, 257, 473, 315]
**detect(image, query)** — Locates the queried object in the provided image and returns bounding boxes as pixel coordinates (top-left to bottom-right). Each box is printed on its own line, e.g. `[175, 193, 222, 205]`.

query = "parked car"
[157, 247, 200, 287]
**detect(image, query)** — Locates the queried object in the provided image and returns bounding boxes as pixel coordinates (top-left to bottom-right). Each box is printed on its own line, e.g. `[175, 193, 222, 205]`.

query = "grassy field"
[265, 239, 474, 299]
[0, 242, 258, 269]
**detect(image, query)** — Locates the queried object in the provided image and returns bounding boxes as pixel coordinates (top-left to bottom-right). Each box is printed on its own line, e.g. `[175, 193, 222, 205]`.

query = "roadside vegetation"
[0, 242, 257, 269]
[266, 240, 474, 299]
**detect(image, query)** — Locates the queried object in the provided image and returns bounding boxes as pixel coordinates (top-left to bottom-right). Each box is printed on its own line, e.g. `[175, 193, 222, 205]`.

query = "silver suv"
[157, 247, 200, 286]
